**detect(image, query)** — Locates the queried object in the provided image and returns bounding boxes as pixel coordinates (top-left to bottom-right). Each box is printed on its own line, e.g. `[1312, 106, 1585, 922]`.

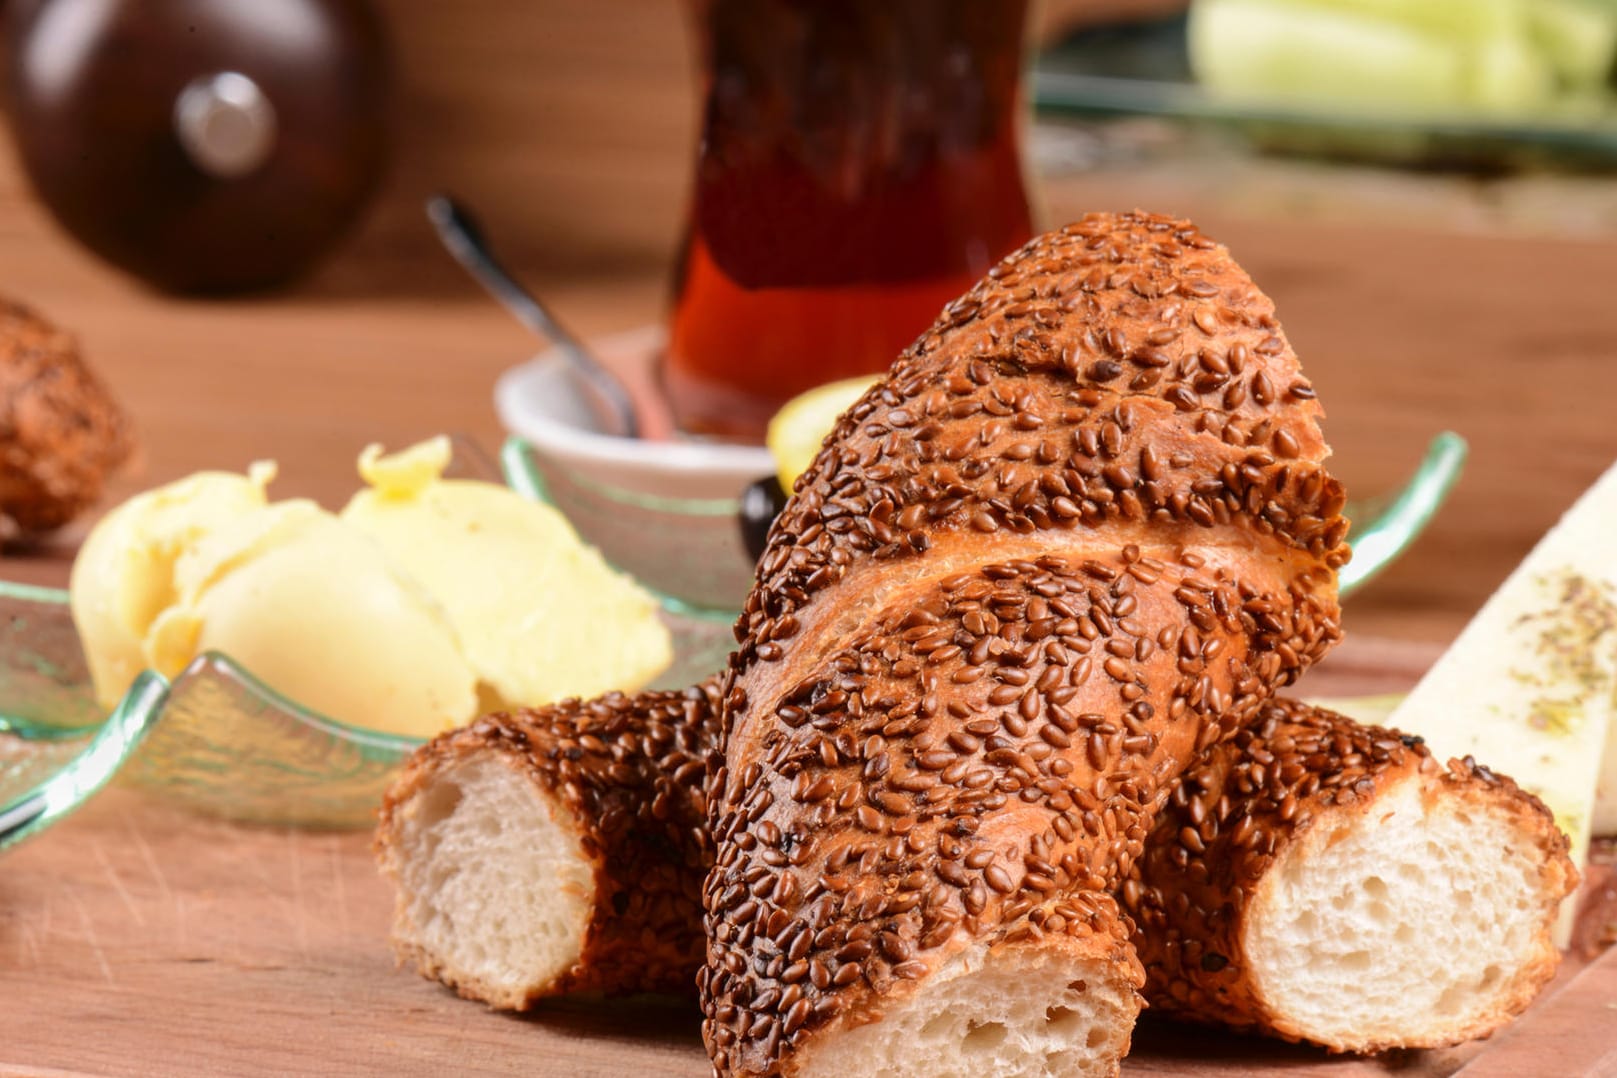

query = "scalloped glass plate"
[0, 586, 735, 841]
[0, 433, 1464, 849]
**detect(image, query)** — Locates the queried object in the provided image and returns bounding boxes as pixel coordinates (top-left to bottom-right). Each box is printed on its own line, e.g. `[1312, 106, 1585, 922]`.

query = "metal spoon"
[427, 194, 640, 439]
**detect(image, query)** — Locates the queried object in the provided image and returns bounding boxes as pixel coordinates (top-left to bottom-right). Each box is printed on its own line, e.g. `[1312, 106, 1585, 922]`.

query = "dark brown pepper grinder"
[5, 0, 390, 294]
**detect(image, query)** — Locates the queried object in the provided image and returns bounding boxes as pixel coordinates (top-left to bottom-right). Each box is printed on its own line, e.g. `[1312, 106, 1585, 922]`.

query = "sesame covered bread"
[375, 215, 1570, 1071]
[376, 687, 1577, 1057]
[702, 212, 1347, 1077]
[374, 682, 719, 1006]
[1129, 697, 1576, 1052]
[0, 300, 130, 536]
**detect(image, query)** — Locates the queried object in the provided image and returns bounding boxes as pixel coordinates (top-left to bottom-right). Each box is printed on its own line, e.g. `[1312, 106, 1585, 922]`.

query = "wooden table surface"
[4, 638, 1614, 1077]
[4, 7, 1617, 1071]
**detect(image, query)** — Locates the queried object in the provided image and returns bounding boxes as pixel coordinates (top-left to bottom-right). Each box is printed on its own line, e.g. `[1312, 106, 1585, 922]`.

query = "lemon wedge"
[766, 375, 879, 492]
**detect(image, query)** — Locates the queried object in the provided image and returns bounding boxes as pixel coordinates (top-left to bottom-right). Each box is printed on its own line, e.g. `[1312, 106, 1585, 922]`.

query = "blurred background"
[3, 0, 1617, 643]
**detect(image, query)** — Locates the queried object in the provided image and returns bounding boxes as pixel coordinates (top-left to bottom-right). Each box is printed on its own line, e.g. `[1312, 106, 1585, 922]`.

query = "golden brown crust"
[375, 680, 721, 1003]
[703, 212, 1347, 1075]
[0, 300, 131, 534]
[1127, 698, 1577, 1051]
[730, 211, 1346, 719]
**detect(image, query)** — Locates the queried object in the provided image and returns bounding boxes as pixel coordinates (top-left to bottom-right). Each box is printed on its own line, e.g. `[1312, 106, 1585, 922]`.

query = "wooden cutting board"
[2, 636, 1612, 1077]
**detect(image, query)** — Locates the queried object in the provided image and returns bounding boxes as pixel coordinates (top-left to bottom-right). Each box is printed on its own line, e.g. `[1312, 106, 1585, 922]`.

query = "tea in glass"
[664, 0, 1036, 441]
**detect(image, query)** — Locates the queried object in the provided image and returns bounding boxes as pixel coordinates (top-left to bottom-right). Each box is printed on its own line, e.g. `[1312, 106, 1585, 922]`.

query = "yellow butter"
[151, 500, 480, 739]
[70, 436, 672, 741]
[342, 440, 672, 711]
[70, 464, 276, 710]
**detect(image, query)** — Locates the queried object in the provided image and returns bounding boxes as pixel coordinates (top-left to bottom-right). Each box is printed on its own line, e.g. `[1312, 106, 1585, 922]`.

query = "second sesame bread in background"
[1129, 698, 1576, 1052]
[0, 299, 131, 536]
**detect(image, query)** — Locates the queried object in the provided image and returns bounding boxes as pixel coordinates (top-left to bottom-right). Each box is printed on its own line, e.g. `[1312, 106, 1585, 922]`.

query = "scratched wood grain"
[3, 637, 1612, 1077]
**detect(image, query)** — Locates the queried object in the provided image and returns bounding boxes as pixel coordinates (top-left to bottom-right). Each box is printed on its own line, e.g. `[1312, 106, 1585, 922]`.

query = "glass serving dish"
[0, 582, 736, 843]
[494, 326, 772, 613]
[0, 432, 1465, 850]
[1034, 15, 1617, 171]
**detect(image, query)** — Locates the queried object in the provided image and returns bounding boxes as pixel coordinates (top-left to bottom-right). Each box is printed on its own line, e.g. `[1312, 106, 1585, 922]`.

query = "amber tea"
[663, 0, 1036, 441]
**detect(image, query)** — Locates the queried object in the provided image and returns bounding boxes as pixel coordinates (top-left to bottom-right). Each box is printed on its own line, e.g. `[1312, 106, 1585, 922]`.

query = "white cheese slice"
[1383, 460, 1617, 946]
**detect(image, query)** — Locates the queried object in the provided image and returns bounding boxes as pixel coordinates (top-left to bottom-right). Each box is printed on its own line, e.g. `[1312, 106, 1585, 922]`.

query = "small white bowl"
[494, 327, 774, 613]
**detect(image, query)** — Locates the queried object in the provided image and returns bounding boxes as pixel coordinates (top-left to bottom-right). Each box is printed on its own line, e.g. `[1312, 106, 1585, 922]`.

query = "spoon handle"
[427, 195, 641, 439]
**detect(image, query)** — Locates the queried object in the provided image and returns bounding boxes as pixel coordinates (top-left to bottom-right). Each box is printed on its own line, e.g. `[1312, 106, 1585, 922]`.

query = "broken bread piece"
[788, 924, 1140, 1078]
[375, 681, 718, 1006]
[1128, 698, 1577, 1052]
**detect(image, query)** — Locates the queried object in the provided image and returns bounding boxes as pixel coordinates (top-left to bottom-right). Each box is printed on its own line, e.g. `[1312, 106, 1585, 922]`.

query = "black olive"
[738, 475, 788, 564]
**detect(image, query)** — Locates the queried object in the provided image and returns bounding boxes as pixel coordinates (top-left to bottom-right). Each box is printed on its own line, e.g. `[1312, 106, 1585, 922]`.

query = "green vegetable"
[1529, 0, 1617, 90]
[1190, 0, 1617, 119]
[1190, 0, 1469, 113]
[1469, 35, 1555, 115]
[1270, 0, 1522, 41]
